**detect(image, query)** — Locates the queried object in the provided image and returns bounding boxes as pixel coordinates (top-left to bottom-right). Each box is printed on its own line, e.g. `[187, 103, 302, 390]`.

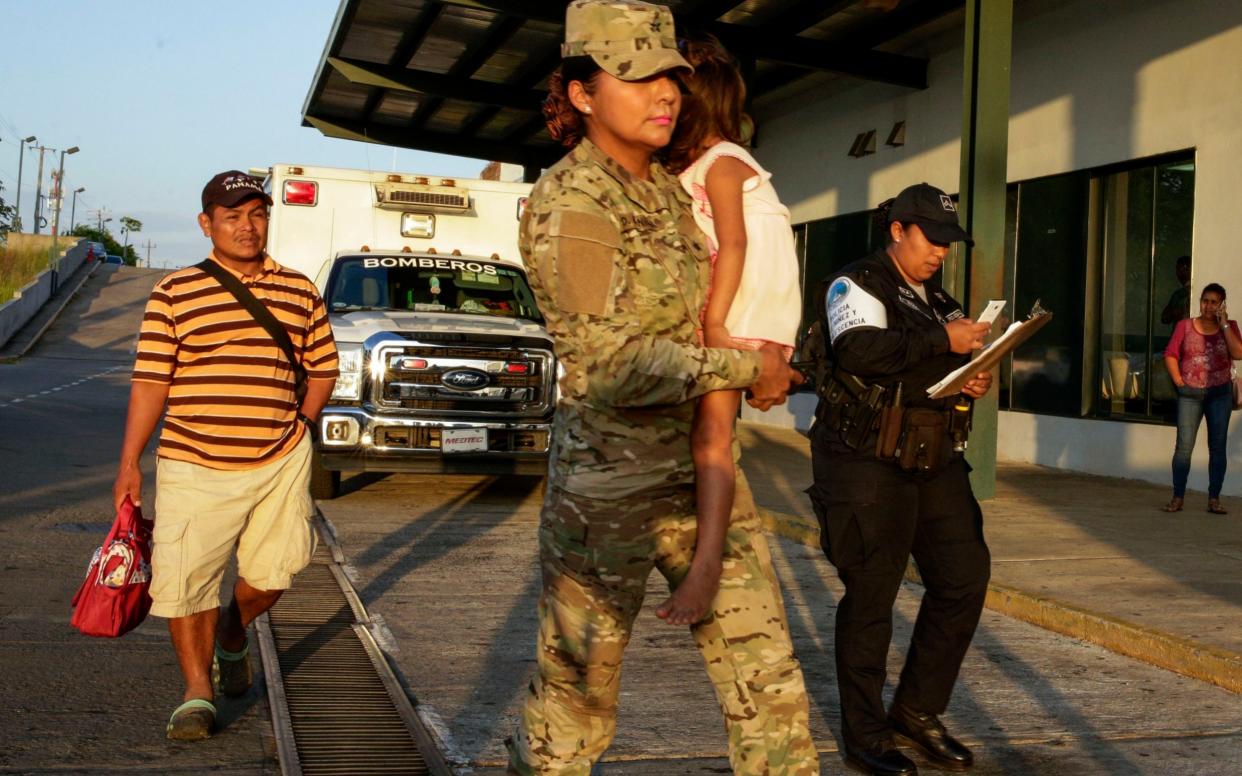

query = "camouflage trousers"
[507, 472, 819, 775]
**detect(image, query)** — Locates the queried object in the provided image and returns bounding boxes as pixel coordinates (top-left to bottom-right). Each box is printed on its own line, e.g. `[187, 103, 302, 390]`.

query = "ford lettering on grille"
[440, 368, 491, 391]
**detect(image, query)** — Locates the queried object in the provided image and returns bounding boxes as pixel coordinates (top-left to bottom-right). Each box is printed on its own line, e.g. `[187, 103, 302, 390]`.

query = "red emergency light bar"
[503, 362, 530, 374]
[283, 180, 318, 206]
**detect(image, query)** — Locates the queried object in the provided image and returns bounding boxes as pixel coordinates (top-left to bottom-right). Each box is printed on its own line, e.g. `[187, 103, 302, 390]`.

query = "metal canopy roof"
[302, 0, 966, 171]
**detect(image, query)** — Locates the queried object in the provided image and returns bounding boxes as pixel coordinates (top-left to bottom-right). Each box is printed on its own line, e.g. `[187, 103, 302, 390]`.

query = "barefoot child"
[656, 38, 803, 626]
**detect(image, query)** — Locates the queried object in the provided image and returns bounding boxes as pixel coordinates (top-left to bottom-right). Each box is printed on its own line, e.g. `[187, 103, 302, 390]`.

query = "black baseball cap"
[888, 182, 974, 246]
[201, 170, 273, 212]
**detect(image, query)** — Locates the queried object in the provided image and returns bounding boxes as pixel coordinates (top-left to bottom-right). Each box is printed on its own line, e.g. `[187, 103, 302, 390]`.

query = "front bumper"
[315, 406, 551, 476]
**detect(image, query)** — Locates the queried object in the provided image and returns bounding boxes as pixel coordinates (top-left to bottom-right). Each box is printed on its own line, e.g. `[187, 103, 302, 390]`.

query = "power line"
[0, 112, 20, 140]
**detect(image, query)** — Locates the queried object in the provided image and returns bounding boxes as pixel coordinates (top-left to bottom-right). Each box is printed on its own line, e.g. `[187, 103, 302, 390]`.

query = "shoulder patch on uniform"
[549, 209, 621, 248]
[548, 210, 620, 317]
[827, 277, 888, 343]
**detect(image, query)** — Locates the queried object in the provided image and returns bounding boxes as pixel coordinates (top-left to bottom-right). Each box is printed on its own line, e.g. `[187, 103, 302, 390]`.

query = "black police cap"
[888, 182, 974, 246]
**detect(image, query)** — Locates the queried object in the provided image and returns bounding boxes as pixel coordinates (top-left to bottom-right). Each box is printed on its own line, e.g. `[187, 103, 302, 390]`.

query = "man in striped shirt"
[113, 170, 338, 740]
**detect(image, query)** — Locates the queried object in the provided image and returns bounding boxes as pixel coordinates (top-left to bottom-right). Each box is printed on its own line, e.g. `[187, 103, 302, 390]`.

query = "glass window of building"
[1094, 156, 1194, 422]
[1006, 173, 1091, 416]
[798, 211, 880, 328]
[789, 153, 1193, 426]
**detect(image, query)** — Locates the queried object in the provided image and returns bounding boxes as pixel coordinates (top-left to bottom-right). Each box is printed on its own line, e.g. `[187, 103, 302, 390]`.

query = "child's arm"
[701, 155, 758, 348]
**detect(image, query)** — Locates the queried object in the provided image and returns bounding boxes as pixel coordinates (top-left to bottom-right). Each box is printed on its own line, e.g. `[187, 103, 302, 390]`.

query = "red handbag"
[70, 497, 154, 638]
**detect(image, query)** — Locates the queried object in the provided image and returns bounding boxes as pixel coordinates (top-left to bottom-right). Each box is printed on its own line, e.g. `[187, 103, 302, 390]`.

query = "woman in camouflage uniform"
[506, 2, 817, 775]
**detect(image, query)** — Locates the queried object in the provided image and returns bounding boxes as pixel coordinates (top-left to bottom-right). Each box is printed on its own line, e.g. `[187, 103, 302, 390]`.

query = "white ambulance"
[259, 163, 553, 498]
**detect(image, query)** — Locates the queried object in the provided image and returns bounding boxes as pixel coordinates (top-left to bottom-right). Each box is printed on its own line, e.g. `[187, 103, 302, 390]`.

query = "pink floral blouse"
[1164, 318, 1241, 388]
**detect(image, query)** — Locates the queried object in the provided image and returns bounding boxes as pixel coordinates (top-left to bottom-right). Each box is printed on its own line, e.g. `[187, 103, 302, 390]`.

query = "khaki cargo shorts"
[150, 434, 317, 618]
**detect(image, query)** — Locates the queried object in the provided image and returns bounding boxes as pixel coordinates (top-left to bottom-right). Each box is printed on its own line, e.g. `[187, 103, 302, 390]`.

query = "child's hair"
[665, 35, 749, 174]
[542, 56, 602, 148]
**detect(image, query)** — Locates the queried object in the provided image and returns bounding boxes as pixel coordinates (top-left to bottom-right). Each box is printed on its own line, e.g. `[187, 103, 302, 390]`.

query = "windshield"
[327, 255, 543, 323]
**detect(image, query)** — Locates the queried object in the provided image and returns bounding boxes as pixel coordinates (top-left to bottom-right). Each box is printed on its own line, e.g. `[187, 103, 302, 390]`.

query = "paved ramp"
[12, 264, 165, 362]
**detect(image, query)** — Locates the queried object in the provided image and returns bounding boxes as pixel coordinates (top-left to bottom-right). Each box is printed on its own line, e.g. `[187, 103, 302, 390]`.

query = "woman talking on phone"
[1163, 282, 1242, 514]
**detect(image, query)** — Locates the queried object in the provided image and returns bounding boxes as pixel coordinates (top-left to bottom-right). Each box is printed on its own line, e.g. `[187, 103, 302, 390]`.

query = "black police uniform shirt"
[819, 247, 970, 410]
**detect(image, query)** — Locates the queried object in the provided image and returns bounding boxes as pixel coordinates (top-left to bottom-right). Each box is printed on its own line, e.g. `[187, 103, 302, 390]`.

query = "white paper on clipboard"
[926, 311, 1053, 399]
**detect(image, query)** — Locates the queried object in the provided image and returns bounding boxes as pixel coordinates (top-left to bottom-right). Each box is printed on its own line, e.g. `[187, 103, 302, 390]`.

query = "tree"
[119, 216, 143, 266]
[0, 182, 16, 238]
[70, 224, 121, 253]
[69, 224, 138, 265]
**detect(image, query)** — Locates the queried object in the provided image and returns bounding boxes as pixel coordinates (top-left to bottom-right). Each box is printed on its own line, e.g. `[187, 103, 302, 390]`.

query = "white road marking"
[0, 365, 126, 409]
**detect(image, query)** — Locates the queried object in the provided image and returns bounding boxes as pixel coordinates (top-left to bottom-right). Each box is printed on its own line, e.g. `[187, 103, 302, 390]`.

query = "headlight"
[332, 345, 364, 400]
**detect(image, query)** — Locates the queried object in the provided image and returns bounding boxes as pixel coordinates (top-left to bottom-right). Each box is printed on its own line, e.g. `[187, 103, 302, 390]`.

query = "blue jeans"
[1172, 383, 1233, 498]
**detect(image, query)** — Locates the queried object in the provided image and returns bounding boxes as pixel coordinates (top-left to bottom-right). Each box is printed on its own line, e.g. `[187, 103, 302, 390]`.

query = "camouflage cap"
[562, 0, 692, 81]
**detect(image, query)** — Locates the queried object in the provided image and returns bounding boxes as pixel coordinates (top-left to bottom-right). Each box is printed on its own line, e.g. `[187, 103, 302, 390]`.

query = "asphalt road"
[2, 263, 1240, 775]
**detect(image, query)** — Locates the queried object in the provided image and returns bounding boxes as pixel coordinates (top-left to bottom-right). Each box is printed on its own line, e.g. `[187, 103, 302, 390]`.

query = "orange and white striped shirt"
[133, 254, 338, 470]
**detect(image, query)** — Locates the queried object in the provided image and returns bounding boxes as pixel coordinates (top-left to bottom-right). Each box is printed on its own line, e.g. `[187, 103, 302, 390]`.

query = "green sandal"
[213, 637, 252, 698]
[166, 698, 216, 741]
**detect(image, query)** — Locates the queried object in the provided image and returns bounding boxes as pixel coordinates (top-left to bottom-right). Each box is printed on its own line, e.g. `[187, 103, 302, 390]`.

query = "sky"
[0, 0, 486, 269]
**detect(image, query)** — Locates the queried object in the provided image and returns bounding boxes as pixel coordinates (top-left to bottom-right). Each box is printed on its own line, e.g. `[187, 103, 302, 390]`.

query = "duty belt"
[815, 369, 973, 472]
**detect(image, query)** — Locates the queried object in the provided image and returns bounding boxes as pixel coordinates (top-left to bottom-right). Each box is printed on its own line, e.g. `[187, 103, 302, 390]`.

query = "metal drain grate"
[257, 522, 450, 776]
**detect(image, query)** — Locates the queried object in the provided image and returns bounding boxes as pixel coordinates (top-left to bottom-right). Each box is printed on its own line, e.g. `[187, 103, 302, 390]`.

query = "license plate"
[441, 428, 488, 454]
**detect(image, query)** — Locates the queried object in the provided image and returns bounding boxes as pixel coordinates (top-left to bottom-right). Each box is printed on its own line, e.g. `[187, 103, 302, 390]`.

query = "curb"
[21, 262, 101, 358]
[758, 507, 1242, 695]
[5, 262, 100, 361]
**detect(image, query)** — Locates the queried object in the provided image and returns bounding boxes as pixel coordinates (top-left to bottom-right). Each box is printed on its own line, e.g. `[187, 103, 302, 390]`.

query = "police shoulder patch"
[827, 277, 888, 343]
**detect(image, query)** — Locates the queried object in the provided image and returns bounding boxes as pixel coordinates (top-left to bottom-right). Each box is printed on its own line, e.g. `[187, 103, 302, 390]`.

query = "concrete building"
[743, 0, 1242, 496]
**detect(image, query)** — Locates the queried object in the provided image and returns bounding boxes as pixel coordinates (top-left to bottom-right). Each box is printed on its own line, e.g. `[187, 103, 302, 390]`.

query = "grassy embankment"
[0, 242, 52, 303]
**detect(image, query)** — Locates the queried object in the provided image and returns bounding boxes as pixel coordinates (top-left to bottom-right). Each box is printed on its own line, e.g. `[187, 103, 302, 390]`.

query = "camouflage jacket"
[521, 138, 762, 499]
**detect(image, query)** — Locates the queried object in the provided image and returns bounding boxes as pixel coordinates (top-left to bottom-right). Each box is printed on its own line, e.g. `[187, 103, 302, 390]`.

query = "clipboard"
[927, 308, 1054, 399]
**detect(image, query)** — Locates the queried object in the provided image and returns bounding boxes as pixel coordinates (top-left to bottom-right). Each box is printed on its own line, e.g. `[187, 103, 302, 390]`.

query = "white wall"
[745, 0, 1242, 494]
[998, 410, 1242, 498]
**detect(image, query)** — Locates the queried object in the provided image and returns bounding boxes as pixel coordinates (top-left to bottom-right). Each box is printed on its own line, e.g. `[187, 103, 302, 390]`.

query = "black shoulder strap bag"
[196, 259, 308, 401]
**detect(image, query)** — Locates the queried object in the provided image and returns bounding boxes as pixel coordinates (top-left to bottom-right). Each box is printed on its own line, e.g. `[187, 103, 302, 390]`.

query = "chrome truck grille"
[371, 339, 555, 418]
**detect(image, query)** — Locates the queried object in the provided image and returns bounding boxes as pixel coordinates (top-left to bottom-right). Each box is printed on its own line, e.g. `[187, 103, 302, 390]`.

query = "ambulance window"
[327, 258, 543, 322]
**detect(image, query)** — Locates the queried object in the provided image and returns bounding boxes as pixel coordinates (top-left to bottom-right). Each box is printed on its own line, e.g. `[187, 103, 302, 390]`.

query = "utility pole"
[48, 146, 80, 293]
[32, 145, 48, 234]
[70, 187, 85, 231]
[144, 238, 156, 268]
[14, 135, 36, 233]
[49, 146, 78, 240]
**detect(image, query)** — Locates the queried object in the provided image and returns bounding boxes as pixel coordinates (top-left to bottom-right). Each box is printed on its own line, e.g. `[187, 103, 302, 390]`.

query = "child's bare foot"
[656, 565, 721, 626]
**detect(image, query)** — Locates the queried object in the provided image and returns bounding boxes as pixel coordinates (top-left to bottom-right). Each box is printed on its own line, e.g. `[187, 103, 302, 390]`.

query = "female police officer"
[506, 2, 817, 774]
[807, 183, 993, 776]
